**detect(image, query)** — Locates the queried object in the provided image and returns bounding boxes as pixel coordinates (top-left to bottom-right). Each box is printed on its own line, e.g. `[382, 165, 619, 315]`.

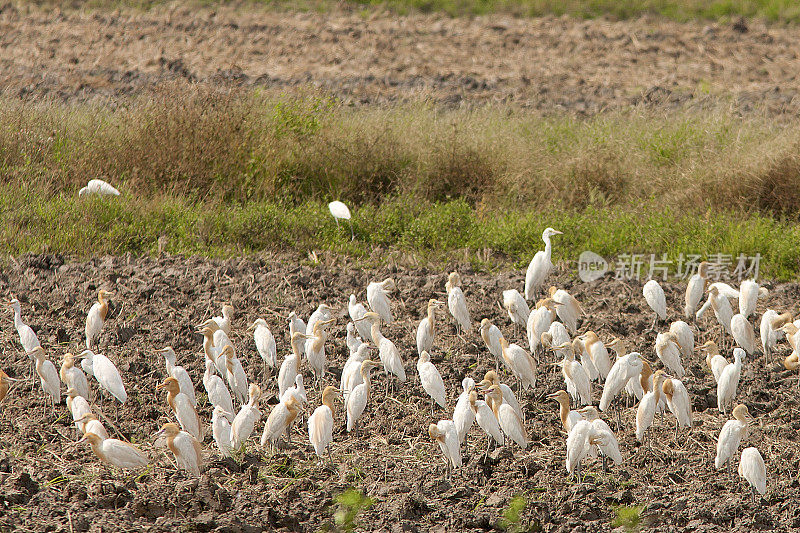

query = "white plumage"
[7, 298, 40, 354]
[479, 319, 504, 369]
[158, 377, 202, 440]
[600, 352, 642, 412]
[328, 200, 351, 220]
[684, 262, 708, 319]
[549, 287, 582, 335]
[279, 332, 305, 399]
[219, 345, 248, 406]
[367, 278, 395, 324]
[288, 312, 307, 356]
[78, 350, 126, 404]
[67, 390, 92, 432]
[554, 343, 591, 406]
[346, 322, 362, 354]
[60, 355, 90, 404]
[212, 405, 234, 458]
[715, 404, 750, 469]
[252, 318, 277, 372]
[309, 386, 338, 458]
[429, 420, 462, 471]
[730, 314, 756, 355]
[348, 295, 372, 341]
[502, 289, 530, 329]
[341, 344, 370, 402]
[527, 303, 555, 354]
[203, 359, 234, 417]
[81, 433, 148, 470]
[78, 179, 121, 197]
[487, 386, 527, 450]
[453, 377, 476, 442]
[361, 313, 406, 384]
[655, 332, 685, 378]
[417, 351, 447, 408]
[565, 420, 594, 475]
[85, 290, 113, 350]
[669, 321, 694, 359]
[643, 279, 667, 322]
[524, 227, 562, 300]
[662, 377, 692, 429]
[636, 371, 665, 442]
[261, 396, 302, 448]
[212, 304, 234, 336]
[469, 391, 504, 446]
[738, 447, 767, 496]
[160, 347, 196, 407]
[159, 424, 202, 477]
[305, 319, 334, 384]
[30, 348, 60, 405]
[500, 338, 536, 390]
[231, 385, 262, 449]
[717, 348, 744, 414]
[346, 360, 379, 432]
[416, 300, 443, 355]
[583, 331, 611, 381]
[446, 272, 472, 332]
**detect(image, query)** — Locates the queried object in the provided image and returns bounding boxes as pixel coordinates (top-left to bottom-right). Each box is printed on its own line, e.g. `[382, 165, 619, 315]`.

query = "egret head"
[577, 406, 600, 420]
[77, 432, 104, 447]
[248, 384, 262, 403]
[479, 318, 492, 331]
[461, 377, 475, 392]
[155, 422, 181, 439]
[381, 278, 396, 292]
[27, 346, 45, 361]
[428, 423, 444, 441]
[248, 318, 268, 330]
[197, 319, 220, 332]
[221, 304, 234, 317]
[542, 227, 563, 240]
[731, 404, 752, 423]
[157, 377, 180, 394]
[97, 289, 114, 300]
[546, 390, 570, 405]
[321, 386, 340, 407]
[447, 272, 461, 288]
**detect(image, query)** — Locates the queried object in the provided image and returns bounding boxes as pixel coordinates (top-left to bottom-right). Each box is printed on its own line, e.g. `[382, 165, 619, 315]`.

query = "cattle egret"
[701, 285, 735, 347]
[525, 227, 562, 300]
[446, 272, 472, 333]
[717, 348, 744, 414]
[212, 304, 234, 336]
[198, 326, 224, 376]
[5, 298, 40, 355]
[203, 358, 234, 417]
[155, 423, 202, 477]
[738, 447, 767, 498]
[655, 332, 685, 378]
[158, 347, 196, 407]
[502, 289, 530, 333]
[662, 376, 692, 436]
[79, 433, 148, 470]
[367, 278, 395, 324]
[309, 386, 339, 459]
[348, 295, 371, 341]
[417, 351, 447, 411]
[416, 299, 444, 355]
[684, 262, 709, 320]
[307, 304, 335, 339]
[60, 353, 90, 401]
[480, 319, 504, 371]
[715, 404, 751, 469]
[288, 312, 307, 356]
[77, 350, 126, 404]
[66, 388, 92, 432]
[428, 420, 461, 475]
[85, 289, 113, 350]
[577, 406, 623, 470]
[548, 287, 583, 335]
[79, 179, 121, 197]
[636, 370, 666, 443]
[328, 201, 354, 240]
[212, 406, 234, 458]
[453, 377, 476, 443]
[218, 345, 248, 405]
[486, 385, 527, 450]
[600, 351, 642, 412]
[469, 390, 504, 453]
[261, 395, 302, 450]
[760, 310, 787, 360]
[346, 322, 362, 354]
[279, 332, 305, 399]
[547, 390, 584, 433]
[546, 322, 571, 351]
[157, 377, 203, 440]
[643, 280, 667, 330]
[527, 298, 559, 356]
[250, 319, 277, 377]
[551, 342, 591, 406]
[305, 318, 336, 385]
[346, 360, 379, 433]
[354, 313, 406, 391]
[697, 340, 728, 383]
[570, 337, 598, 382]
[739, 280, 767, 319]
[477, 370, 524, 422]
[582, 331, 612, 380]
[731, 314, 756, 355]
[0, 370, 17, 403]
[198, 319, 233, 358]
[231, 384, 262, 449]
[624, 357, 649, 404]
[499, 337, 536, 390]
[668, 321, 694, 359]
[566, 420, 599, 479]
[341, 344, 373, 402]
[75, 413, 109, 440]
[29, 347, 60, 407]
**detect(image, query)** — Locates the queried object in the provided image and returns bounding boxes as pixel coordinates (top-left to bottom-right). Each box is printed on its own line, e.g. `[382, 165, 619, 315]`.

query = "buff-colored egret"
[212, 304, 234, 336]
[453, 377, 476, 443]
[0, 370, 17, 403]
[279, 332, 305, 399]
[715, 404, 751, 470]
[524, 227, 562, 300]
[528, 298, 559, 356]
[250, 319, 277, 377]
[66, 388, 91, 432]
[155, 422, 202, 477]
[731, 314, 756, 355]
[281, 374, 308, 410]
[6, 298, 40, 355]
[346, 360, 379, 433]
[307, 304, 335, 337]
[717, 348, 744, 414]
[486, 385, 527, 450]
[739, 447, 766, 498]
[477, 370, 524, 422]
[328, 200, 354, 240]
[79, 179, 121, 197]
[636, 370, 666, 443]
[198, 319, 233, 358]
[760, 310, 788, 360]
[354, 312, 406, 392]
[549, 287, 583, 335]
[502, 289, 529, 333]
[341, 344, 373, 402]
[367, 278, 395, 324]
[566, 420, 600, 480]
[739, 280, 767, 319]
[479, 319, 504, 371]
[305, 318, 336, 385]
[428, 420, 461, 476]
[60, 353, 90, 401]
[600, 351, 642, 412]
[662, 376, 692, 437]
[219, 344, 248, 405]
[231, 384, 262, 449]
[77, 349, 126, 404]
[348, 295, 371, 341]
[642, 280, 667, 330]
[29, 347, 60, 407]
[288, 312, 307, 356]
[547, 390, 583, 433]
[624, 356, 649, 404]
[668, 321, 694, 359]
[545, 322, 570, 351]
[198, 326, 224, 375]
[780, 323, 800, 355]
[446, 272, 472, 334]
[85, 289, 113, 350]
[346, 322, 362, 354]
[697, 340, 727, 383]
[655, 332, 685, 378]
[684, 262, 709, 320]
[582, 331, 612, 381]
[212, 405, 234, 458]
[261, 395, 302, 450]
[75, 413, 109, 440]
[572, 337, 598, 382]
[203, 358, 234, 417]
[157, 377, 203, 440]
[551, 342, 591, 406]
[158, 347, 196, 407]
[79, 432, 149, 470]
[700, 285, 734, 348]
[417, 351, 446, 411]
[499, 337, 536, 390]
[309, 386, 339, 459]
[416, 299, 444, 355]
[469, 390, 504, 455]
[577, 406, 623, 471]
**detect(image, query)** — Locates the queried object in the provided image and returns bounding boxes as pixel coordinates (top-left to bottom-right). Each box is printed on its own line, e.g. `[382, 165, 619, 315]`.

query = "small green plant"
[611, 505, 644, 533]
[500, 494, 527, 532]
[333, 488, 373, 532]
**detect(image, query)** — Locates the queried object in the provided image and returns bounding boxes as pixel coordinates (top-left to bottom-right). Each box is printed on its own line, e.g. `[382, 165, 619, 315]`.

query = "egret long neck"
[427, 306, 436, 333]
[558, 400, 569, 431]
[371, 323, 384, 343]
[13, 307, 23, 330]
[543, 234, 552, 260]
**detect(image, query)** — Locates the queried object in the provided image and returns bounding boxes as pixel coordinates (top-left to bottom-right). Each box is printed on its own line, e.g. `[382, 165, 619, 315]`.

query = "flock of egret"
[1, 226, 785, 502]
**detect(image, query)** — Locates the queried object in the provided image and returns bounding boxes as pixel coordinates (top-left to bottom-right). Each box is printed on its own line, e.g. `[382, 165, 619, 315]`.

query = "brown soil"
[0, 251, 798, 531]
[3, 5, 800, 114]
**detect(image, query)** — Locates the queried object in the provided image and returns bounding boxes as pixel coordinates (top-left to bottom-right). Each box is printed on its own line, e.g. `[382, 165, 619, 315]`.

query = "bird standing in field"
[250, 319, 277, 378]
[760, 310, 788, 360]
[428, 420, 461, 476]
[305, 318, 336, 386]
[155, 422, 202, 477]
[218, 344, 248, 406]
[565, 420, 601, 480]
[551, 342, 591, 406]
[75, 413, 109, 440]
[701, 285, 735, 348]
[212, 304, 235, 336]
[499, 337, 536, 390]
[211, 405, 234, 458]
[231, 384, 262, 449]
[525, 227, 562, 300]
[739, 279, 767, 320]
[549, 287, 582, 335]
[355, 312, 406, 392]
[416, 299, 444, 355]
[446, 272, 472, 334]
[346, 360, 379, 433]
[261, 395, 302, 451]
[341, 344, 372, 402]
[576, 406, 623, 471]
[582, 331, 612, 381]
[79, 432, 148, 471]
[731, 313, 756, 355]
[367, 278, 396, 324]
[486, 385, 527, 450]
[528, 298, 559, 356]
[717, 348, 744, 414]
[279, 332, 306, 399]
[308, 385, 339, 460]
[469, 389, 504, 453]
[547, 390, 583, 433]
[157, 377, 203, 440]
[288, 312, 307, 356]
[78, 179, 121, 197]
[85, 289, 113, 350]
[502, 289, 529, 334]
[715, 404, 751, 470]
[662, 376, 692, 437]
[348, 294, 372, 341]
[203, 358, 234, 417]
[698, 340, 728, 383]
[668, 321, 694, 360]
[739, 447, 767, 499]
[643, 280, 667, 330]
[29, 347, 60, 408]
[346, 322, 362, 354]
[328, 200, 354, 240]
[452, 377, 476, 443]
[66, 388, 92, 432]
[655, 332, 685, 378]
[477, 370, 524, 422]
[77, 350, 126, 404]
[6, 298, 40, 356]
[417, 351, 447, 412]
[158, 347, 196, 407]
[636, 370, 666, 443]
[684, 262, 709, 320]
[306, 304, 335, 340]
[600, 350, 643, 413]
[479, 319, 504, 371]
[198, 325, 224, 376]
[60, 352, 90, 401]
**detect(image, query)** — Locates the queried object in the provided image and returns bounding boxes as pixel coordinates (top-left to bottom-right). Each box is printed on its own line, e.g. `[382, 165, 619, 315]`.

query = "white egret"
[218, 345, 248, 406]
[198, 326, 224, 376]
[486, 385, 527, 450]
[547, 390, 583, 433]
[549, 287, 583, 335]
[545, 321, 571, 350]
[479, 319, 504, 371]
[715, 404, 751, 469]
[346, 322, 362, 354]
[551, 342, 591, 406]
[212, 304, 235, 336]
[307, 304, 335, 339]
[203, 358, 234, 417]
[600, 351, 642, 412]
[577, 406, 623, 470]
[499, 337, 536, 390]
[524, 227, 562, 300]
[527, 298, 558, 355]
[446, 272, 471, 333]
[662, 376, 692, 436]
[643, 280, 667, 330]
[261, 395, 302, 450]
[158, 347, 196, 407]
[60, 352, 90, 401]
[85, 289, 113, 350]
[155, 423, 202, 477]
[348, 295, 371, 341]
[469, 390, 504, 454]
[66, 388, 92, 432]
[78, 179, 121, 197]
[760, 310, 787, 360]
[624, 355, 648, 403]
[6, 298, 40, 354]
[739, 279, 767, 319]
[668, 321, 694, 360]
[684, 262, 709, 319]
[77, 349, 126, 404]
[198, 319, 233, 358]
[477, 370, 524, 422]
[698, 340, 728, 383]
[417, 351, 447, 411]
[717, 348, 744, 414]
[502, 289, 530, 332]
[566, 420, 599, 479]
[731, 314, 756, 355]
[288, 312, 307, 356]
[157, 377, 203, 440]
[341, 344, 372, 402]
[701, 285, 735, 347]
[328, 200, 354, 240]
[75, 413, 109, 440]
[366, 278, 395, 324]
[355, 312, 406, 391]
[739, 447, 767, 497]
[453, 377, 476, 443]
[279, 332, 305, 399]
[346, 360, 379, 433]
[79, 433, 149, 470]
[231, 384, 262, 449]
[428, 420, 461, 475]
[309, 386, 339, 459]
[250, 319, 277, 377]
[212, 405, 234, 458]
[305, 318, 336, 385]
[582, 331, 612, 380]
[655, 332, 685, 378]
[636, 370, 666, 443]
[416, 299, 444, 355]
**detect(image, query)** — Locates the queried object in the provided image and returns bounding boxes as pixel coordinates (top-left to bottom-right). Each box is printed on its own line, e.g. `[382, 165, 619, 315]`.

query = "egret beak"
[246, 323, 257, 331]
[352, 316, 370, 322]
[553, 230, 563, 235]
[156, 382, 167, 391]
[75, 436, 88, 445]
[153, 429, 165, 438]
